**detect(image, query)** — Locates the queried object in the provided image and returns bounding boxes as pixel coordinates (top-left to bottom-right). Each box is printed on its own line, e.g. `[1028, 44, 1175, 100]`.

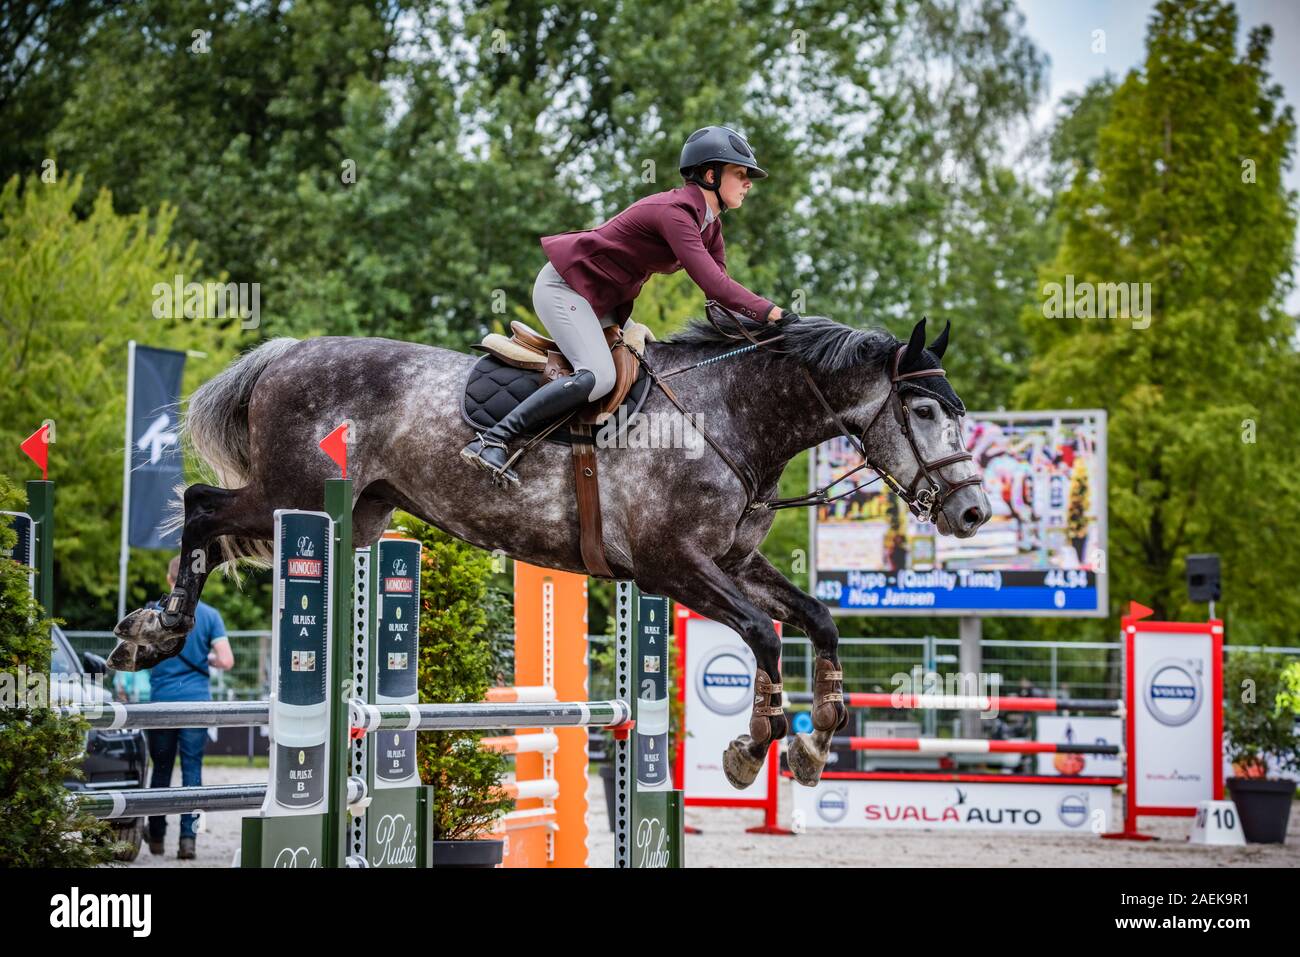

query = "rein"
[633, 302, 979, 523]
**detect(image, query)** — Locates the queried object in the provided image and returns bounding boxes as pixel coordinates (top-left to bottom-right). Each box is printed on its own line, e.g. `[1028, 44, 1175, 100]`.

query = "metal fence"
[66, 629, 271, 701]
[66, 629, 1300, 707]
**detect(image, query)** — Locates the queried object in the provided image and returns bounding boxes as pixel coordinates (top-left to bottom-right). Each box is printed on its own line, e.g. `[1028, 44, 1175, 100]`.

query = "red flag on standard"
[21, 424, 50, 480]
[319, 423, 349, 478]
[1127, 600, 1155, 621]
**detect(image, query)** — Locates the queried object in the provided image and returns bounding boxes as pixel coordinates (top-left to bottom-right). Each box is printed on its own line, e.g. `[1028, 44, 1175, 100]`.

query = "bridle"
[632, 302, 982, 525]
[849, 344, 983, 524]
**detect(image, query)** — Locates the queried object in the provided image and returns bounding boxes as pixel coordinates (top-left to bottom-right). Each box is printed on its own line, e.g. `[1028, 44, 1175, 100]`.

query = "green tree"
[1016, 0, 1299, 640]
[0, 173, 243, 627]
[0, 473, 115, 866]
[0, 0, 1054, 637]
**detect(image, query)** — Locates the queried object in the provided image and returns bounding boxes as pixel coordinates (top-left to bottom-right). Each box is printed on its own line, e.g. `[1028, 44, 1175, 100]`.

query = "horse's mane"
[665, 311, 966, 412]
[664, 313, 900, 377]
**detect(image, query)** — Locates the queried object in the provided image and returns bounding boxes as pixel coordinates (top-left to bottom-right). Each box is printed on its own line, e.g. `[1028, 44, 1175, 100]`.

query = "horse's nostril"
[962, 506, 983, 530]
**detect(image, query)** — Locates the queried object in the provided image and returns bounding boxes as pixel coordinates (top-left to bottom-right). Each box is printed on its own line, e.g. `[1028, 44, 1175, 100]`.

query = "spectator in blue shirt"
[113, 666, 151, 703]
[144, 555, 235, 859]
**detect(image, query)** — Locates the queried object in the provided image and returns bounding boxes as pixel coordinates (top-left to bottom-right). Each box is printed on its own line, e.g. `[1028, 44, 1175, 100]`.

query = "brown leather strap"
[569, 425, 615, 579]
[799, 367, 866, 458]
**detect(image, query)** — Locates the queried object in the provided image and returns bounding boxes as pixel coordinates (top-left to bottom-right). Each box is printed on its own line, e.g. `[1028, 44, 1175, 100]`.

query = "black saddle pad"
[461, 354, 651, 446]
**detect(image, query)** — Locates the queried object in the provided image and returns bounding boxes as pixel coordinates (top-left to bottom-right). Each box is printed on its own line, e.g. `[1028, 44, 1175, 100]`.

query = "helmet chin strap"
[709, 162, 728, 211]
[693, 161, 727, 212]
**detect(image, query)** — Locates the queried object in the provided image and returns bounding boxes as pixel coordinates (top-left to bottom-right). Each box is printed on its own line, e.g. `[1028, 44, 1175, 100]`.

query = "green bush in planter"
[0, 474, 115, 865]
[590, 613, 684, 771]
[1223, 651, 1300, 780]
[400, 516, 514, 840]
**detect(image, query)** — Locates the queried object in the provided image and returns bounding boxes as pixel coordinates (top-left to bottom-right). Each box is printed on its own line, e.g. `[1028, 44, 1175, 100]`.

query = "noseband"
[633, 302, 982, 524]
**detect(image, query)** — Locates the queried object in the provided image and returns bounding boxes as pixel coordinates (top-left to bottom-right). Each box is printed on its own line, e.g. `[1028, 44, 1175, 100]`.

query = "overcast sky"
[1016, 0, 1300, 312]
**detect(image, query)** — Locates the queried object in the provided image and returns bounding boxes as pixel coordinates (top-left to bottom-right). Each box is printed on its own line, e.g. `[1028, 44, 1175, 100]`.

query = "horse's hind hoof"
[722, 734, 766, 790]
[787, 732, 829, 787]
[109, 608, 191, 671]
[107, 634, 187, 672]
[114, 606, 188, 642]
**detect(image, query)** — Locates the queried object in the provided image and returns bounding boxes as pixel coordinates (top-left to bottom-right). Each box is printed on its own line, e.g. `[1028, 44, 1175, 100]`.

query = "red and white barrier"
[1103, 613, 1223, 840]
[825, 736, 1122, 756]
[787, 692, 1123, 714]
[789, 609, 1223, 835]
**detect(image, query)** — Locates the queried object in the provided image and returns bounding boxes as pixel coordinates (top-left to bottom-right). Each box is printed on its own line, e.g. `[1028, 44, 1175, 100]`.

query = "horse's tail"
[185, 337, 300, 488]
[169, 338, 300, 570]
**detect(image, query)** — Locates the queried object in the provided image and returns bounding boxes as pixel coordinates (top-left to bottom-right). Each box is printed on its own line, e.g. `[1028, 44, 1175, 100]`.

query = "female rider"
[461, 125, 789, 485]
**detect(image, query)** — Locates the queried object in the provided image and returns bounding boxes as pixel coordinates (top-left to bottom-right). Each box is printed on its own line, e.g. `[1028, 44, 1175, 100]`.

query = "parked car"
[52, 624, 150, 862]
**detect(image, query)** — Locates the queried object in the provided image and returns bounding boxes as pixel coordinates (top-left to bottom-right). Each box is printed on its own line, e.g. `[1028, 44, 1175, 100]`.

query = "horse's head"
[852, 318, 990, 538]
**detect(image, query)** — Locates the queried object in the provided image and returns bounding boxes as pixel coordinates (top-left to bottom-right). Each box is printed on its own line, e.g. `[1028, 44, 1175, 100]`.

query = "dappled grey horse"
[110, 313, 990, 790]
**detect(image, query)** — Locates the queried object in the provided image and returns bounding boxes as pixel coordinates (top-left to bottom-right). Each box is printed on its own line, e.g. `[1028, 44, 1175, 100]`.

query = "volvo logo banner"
[696, 646, 754, 716]
[1143, 657, 1202, 727]
[1057, 792, 1091, 829]
[815, 787, 850, 824]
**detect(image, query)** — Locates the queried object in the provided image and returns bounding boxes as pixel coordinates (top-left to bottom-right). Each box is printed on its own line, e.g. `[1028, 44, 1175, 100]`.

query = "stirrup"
[475, 433, 522, 487]
[462, 434, 516, 483]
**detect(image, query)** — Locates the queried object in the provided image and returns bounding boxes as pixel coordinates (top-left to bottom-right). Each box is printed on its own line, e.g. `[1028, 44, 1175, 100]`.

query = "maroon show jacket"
[540, 184, 777, 327]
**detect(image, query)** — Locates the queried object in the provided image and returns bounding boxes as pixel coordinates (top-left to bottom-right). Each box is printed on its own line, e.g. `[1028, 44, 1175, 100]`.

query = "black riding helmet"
[679, 126, 768, 211]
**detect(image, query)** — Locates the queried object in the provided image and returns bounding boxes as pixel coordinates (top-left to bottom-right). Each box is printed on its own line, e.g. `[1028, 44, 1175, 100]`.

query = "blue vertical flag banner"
[125, 344, 186, 548]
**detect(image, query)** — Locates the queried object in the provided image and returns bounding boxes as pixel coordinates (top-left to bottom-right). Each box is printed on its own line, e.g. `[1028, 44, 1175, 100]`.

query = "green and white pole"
[614, 582, 685, 868]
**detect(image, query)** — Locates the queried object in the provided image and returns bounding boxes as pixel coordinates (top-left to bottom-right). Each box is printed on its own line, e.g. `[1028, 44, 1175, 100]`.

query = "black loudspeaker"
[1186, 553, 1221, 603]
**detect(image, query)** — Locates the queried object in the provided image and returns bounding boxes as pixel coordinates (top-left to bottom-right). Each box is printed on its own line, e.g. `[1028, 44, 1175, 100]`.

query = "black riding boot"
[461, 369, 596, 486]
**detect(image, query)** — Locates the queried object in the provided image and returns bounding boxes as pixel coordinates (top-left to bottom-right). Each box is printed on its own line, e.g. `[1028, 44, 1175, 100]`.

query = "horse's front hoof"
[113, 606, 188, 642]
[787, 732, 829, 787]
[722, 734, 766, 790]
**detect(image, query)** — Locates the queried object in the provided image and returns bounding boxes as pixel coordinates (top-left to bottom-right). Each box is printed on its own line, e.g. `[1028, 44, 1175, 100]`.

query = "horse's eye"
[917, 405, 933, 419]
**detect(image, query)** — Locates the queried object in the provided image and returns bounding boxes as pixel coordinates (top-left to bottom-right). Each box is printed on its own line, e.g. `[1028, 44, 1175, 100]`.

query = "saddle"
[463, 320, 653, 579]
[476, 321, 640, 423]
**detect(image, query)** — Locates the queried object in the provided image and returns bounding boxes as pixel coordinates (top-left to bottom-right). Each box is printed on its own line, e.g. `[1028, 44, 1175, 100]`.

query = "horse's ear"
[901, 317, 928, 369]
[928, 320, 951, 360]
